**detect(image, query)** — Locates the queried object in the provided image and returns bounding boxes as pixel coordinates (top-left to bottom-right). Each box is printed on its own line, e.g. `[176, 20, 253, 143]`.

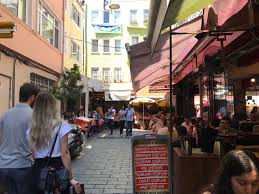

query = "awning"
[104, 91, 131, 101]
[173, 32, 244, 84]
[171, 0, 250, 84]
[129, 18, 202, 91]
[148, 0, 216, 53]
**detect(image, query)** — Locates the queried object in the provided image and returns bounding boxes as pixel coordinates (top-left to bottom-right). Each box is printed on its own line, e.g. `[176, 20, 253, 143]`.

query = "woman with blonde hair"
[27, 92, 81, 194]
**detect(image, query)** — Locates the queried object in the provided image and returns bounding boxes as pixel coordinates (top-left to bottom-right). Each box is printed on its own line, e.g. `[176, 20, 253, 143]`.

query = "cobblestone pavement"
[72, 128, 149, 194]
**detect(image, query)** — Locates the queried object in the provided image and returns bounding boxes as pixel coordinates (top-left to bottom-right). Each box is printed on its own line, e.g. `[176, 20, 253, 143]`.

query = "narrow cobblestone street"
[72, 129, 149, 194]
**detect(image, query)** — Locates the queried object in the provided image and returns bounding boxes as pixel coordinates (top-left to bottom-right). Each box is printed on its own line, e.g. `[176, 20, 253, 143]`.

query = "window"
[103, 68, 111, 82]
[131, 37, 139, 45]
[103, 10, 109, 24]
[115, 40, 121, 52]
[0, 0, 26, 21]
[103, 40, 110, 52]
[92, 39, 98, 52]
[114, 68, 122, 82]
[114, 11, 120, 24]
[38, 3, 59, 49]
[91, 67, 99, 80]
[71, 41, 80, 62]
[143, 9, 149, 23]
[72, 5, 80, 27]
[30, 73, 56, 92]
[91, 10, 99, 24]
[130, 10, 137, 24]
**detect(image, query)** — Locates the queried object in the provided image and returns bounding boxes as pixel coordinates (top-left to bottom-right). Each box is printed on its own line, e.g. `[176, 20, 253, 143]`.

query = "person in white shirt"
[125, 104, 135, 136]
[118, 106, 125, 136]
[26, 92, 81, 194]
[107, 106, 116, 135]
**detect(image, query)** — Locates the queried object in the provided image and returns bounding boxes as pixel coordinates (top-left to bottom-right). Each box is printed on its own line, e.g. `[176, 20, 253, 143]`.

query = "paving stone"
[72, 129, 149, 194]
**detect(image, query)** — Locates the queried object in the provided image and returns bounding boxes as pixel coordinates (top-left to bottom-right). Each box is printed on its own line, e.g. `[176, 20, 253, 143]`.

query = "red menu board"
[132, 136, 171, 194]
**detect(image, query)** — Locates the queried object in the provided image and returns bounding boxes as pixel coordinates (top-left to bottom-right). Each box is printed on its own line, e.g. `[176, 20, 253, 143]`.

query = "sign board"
[132, 134, 172, 194]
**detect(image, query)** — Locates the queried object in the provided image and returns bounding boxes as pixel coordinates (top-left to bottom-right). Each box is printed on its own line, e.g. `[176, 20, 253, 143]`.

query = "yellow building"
[64, 0, 85, 74]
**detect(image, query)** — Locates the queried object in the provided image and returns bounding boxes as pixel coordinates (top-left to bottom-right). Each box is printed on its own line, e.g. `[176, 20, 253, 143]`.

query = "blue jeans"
[125, 121, 133, 136]
[0, 167, 34, 194]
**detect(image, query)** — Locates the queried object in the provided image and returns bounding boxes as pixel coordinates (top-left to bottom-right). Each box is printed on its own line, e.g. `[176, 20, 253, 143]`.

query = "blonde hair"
[30, 92, 61, 150]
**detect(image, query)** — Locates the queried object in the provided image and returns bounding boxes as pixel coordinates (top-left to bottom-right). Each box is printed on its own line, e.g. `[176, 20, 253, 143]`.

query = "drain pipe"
[12, 58, 17, 107]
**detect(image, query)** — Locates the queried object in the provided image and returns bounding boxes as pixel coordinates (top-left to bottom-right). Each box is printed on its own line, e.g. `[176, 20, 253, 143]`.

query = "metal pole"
[169, 26, 173, 142]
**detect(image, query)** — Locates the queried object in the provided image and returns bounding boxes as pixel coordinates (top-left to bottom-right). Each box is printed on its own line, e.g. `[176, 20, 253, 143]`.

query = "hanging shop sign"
[132, 134, 172, 194]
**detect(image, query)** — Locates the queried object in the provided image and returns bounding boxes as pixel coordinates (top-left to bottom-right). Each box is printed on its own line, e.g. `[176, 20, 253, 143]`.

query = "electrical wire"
[64, 35, 127, 49]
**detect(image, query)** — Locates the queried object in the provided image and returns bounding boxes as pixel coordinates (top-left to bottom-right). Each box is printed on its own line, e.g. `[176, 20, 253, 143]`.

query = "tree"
[53, 64, 83, 113]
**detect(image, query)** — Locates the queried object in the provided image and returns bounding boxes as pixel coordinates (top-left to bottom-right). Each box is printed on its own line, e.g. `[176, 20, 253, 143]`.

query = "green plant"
[52, 64, 83, 112]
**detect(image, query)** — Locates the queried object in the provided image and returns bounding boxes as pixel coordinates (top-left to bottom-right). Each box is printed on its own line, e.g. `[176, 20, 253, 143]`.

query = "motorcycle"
[67, 122, 85, 159]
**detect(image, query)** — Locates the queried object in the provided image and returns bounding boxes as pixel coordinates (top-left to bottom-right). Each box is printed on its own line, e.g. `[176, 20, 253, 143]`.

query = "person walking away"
[107, 106, 116, 135]
[125, 104, 135, 136]
[202, 150, 259, 194]
[27, 92, 81, 194]
[0, 83, 40, 194]
[118, 106, 125, 136]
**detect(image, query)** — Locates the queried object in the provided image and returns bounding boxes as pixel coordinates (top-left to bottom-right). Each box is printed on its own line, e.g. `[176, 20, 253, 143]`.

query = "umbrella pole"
[143, 103, 144, 129]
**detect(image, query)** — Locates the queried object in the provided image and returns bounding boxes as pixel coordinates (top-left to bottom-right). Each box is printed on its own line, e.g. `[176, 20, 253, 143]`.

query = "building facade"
[0, 0, 64, 115]
[86, 0, 149, 110]
[64, 0, 85, 74]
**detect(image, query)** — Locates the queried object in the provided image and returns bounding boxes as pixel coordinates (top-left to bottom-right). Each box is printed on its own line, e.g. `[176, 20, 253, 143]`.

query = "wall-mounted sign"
[132, 134, 172, 194]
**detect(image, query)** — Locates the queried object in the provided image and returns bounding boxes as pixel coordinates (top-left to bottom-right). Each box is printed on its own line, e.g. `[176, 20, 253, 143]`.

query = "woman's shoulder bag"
[38, 122, 70, 193]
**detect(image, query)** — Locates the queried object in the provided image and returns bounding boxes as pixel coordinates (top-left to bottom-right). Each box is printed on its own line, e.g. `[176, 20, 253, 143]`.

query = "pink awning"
[152, 0, 250, 87]
[173, 31, 243, 84]
[129, 18, 202, 91]
[203, 0, 249, 30]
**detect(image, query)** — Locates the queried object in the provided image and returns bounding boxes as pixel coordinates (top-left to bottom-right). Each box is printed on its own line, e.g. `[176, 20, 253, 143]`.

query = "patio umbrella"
[129, 97, 156, 124]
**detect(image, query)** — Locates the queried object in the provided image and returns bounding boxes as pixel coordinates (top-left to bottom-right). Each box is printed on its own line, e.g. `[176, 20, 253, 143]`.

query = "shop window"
[131, 36, 139, 45]
[92, 39, 98, 52]
[130, 10, 137, 24]
[72, 5, 80, 27]
[115, 39, 121, 52]
[114, 11, 120, 24]
[38, 3, 59, 49]
[103, 40, 110, 52]
[30, 73, 55, 92]
[114, 68, 122, 82]
[103, 68, 111, 82]
[71, 41, 80, 62]
[103, 10, 109, 24]
[0, 0, 26, 21]
[91, 10, 99, 24]
[91, 67, 100, 80]
[143, 9, 149, 24]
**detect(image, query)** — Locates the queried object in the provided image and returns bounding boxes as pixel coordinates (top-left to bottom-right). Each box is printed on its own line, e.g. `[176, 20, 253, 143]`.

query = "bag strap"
[46, 122, 62, 166]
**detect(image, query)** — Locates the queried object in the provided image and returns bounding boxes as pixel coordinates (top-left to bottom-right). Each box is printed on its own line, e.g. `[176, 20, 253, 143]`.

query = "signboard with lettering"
[132, 134, 172, 194]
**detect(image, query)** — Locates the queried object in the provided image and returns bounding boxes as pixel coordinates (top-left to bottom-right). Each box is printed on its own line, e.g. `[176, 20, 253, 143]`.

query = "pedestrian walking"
[118, 106, 125, 136]
[107, 106, 116, 135]
[0, 83, 40, 194]
[27, 92, 81, 194]
[125, 104, 135, 136]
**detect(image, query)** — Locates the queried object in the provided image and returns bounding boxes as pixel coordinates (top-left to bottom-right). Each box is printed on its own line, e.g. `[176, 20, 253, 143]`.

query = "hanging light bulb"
[251, 78, 256, 83]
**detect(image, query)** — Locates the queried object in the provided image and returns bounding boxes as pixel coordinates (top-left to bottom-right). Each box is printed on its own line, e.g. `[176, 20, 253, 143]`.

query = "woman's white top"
[26, 121, 71, 159]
